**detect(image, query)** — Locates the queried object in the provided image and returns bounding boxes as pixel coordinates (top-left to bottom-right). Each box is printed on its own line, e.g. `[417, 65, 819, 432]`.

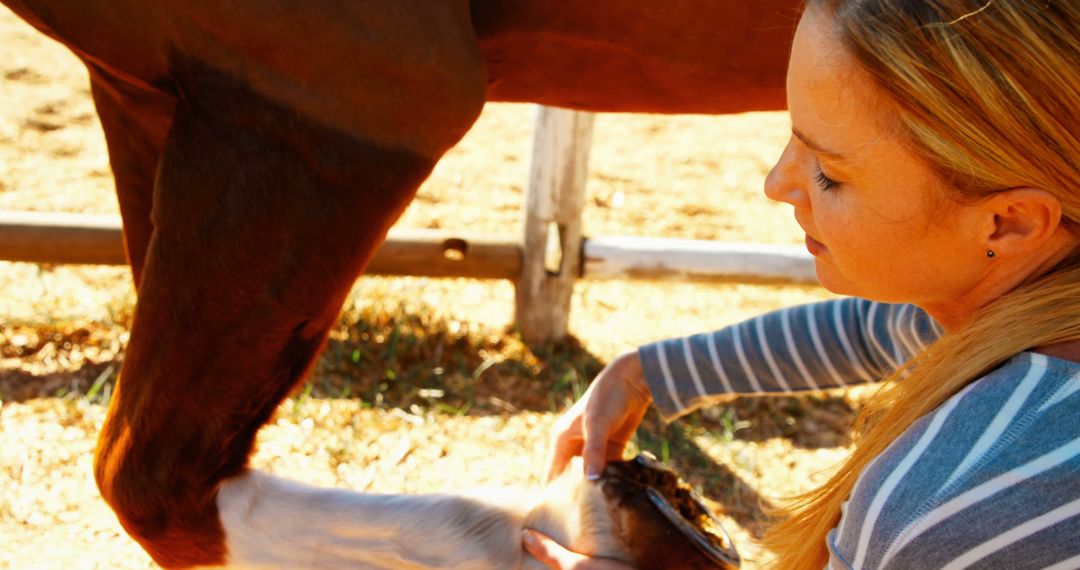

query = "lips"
[793, 214, 826, 256]
[804, 233, 827, 256]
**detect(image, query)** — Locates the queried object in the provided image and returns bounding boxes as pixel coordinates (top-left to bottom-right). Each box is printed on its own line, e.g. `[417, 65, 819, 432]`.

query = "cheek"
[808, 194, 848, 240]
[814, 194, 914, 251]
[815, 207, 898, 272]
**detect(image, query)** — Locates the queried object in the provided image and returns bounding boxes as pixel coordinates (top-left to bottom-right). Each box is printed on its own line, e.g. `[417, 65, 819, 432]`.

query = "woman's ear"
[982, 188, 1065, 258]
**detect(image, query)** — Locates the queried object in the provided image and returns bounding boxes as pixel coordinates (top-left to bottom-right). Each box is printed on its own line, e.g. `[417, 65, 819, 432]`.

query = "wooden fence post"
[515, 106, 594, 343]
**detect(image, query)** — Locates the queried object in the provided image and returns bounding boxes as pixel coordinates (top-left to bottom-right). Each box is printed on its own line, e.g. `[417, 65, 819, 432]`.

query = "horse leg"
[87, 65, 175, 286]
[92, 54, 482, 567]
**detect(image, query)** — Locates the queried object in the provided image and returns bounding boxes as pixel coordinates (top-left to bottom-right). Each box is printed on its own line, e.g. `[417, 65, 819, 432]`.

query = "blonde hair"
[763, 1, 1080, 567]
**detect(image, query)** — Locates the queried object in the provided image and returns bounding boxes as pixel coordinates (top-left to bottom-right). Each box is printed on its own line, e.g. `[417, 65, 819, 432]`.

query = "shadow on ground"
[2, 302, 862, 539]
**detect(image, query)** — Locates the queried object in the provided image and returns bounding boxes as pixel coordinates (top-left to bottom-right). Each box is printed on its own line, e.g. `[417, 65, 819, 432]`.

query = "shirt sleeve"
[638, 298, 942, 421]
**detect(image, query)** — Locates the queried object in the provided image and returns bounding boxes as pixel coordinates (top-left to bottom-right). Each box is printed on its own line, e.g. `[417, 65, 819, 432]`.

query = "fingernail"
[521, 529, 537, 546]
[585, 466, 601, 481]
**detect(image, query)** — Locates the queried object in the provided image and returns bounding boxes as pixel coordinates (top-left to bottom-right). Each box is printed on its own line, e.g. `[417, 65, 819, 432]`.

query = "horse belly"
[472, 0, 799, 114]
[1, 0, 167, 88]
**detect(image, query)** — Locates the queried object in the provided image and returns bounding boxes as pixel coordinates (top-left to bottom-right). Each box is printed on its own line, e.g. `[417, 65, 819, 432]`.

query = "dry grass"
[0, 5, 864, 569]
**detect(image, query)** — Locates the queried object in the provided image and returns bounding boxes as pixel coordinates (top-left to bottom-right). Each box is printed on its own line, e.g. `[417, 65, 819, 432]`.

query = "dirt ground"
[0, 6, 859, 569]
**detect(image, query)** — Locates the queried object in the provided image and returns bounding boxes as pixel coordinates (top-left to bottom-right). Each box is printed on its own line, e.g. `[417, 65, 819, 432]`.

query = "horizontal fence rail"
[0, 210, 817, 285]
[0, 210, 522, 280]
[583, 236, 816, 284]
[0, 210, 127, 265]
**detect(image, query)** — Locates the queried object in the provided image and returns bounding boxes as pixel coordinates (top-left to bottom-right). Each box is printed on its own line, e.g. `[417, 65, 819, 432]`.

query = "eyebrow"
[792, 128, 848, 162]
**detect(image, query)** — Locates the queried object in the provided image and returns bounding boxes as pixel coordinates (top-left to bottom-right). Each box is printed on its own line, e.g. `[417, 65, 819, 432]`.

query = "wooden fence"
[0, 107, 815, 342]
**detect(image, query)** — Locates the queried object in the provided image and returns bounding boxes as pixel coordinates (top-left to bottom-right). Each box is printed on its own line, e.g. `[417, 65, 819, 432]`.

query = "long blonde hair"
[762, 2, 1080, 567]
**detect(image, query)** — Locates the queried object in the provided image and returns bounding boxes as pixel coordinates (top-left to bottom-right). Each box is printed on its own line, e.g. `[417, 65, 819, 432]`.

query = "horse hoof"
[598, 453, 741, 570]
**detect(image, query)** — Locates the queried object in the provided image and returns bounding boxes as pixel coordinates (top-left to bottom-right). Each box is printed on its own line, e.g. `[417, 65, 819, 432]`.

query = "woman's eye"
[814, 168, 839, 191]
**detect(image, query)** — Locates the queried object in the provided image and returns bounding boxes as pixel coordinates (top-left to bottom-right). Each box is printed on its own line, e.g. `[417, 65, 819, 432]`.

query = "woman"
[523, 0, 1080, 568]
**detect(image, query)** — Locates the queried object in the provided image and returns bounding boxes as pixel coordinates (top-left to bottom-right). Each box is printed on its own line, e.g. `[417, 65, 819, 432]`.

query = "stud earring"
[987, 250, 996, 259]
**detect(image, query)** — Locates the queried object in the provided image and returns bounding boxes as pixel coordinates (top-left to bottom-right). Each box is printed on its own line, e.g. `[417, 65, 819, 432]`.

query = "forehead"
[787, 6, 897, 157]
[790, 6, 856, 90]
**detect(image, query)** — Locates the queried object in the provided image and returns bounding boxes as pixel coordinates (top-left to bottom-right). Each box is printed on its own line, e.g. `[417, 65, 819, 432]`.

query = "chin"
[814, 263, 918, 305]
[813, 260, 853, 296]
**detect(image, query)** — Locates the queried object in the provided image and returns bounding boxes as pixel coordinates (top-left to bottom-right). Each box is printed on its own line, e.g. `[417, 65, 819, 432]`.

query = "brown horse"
[1, 1, 797, 567]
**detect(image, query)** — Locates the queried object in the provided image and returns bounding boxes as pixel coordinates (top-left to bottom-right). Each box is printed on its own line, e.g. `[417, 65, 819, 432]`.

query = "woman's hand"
[522, 529, 637, 570]
[546, 351, 653, 482]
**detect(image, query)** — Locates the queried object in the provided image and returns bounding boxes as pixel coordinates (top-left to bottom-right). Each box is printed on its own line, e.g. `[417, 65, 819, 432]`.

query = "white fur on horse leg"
[523, 457, 629, 563]
[213, 470, 532, 569]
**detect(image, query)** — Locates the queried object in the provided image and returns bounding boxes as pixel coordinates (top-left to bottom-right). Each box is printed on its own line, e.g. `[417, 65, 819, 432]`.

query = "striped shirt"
[639, 298, 1080, 569]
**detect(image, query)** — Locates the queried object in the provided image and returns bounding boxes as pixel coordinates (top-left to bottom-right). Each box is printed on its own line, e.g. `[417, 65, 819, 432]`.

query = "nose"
[764, 137, 809, 209]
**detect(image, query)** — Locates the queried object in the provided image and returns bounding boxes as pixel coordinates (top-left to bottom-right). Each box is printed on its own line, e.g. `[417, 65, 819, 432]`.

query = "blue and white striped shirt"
[639, 298, 1080, 569]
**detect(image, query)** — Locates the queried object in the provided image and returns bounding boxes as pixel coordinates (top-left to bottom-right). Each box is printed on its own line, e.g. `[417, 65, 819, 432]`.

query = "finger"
[523, 529, 586, 569]
[546, 407, 587, 482]
[581, 417, 613, 481]
[546, 429, 584, 482]
[609, 402, 650, 447]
